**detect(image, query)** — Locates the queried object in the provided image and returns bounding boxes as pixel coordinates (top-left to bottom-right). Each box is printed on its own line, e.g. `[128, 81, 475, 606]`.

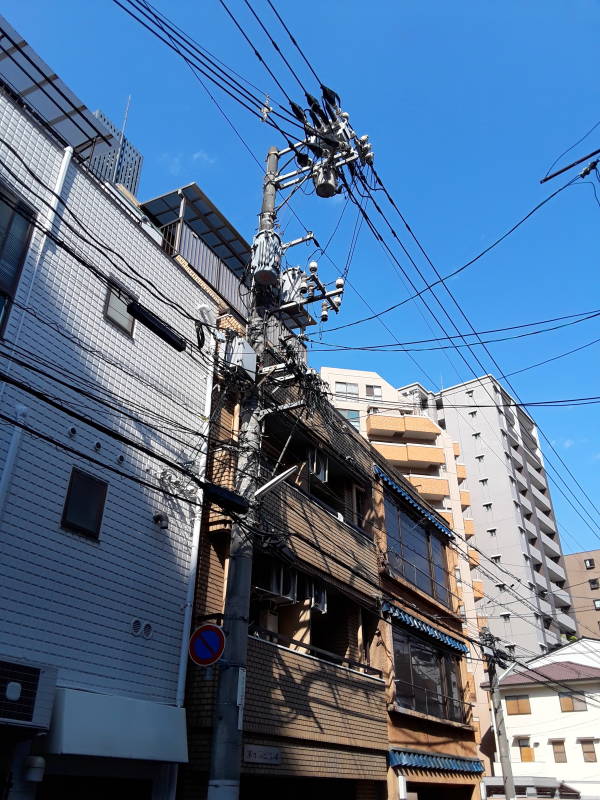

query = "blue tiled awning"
[373, 465, 454, 539]
[382, 601, 469, 654]
[389, 748, 484, 774]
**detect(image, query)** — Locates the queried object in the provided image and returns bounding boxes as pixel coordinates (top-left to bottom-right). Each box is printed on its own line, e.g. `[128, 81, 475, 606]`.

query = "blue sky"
[5, 0, 600, 554]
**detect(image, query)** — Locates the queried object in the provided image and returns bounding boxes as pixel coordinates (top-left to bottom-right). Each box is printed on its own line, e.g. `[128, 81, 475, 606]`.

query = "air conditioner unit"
[309, 448, 328, 483]
[0, 658, 57, 729]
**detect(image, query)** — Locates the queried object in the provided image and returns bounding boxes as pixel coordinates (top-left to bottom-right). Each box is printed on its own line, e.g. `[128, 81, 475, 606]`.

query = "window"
[551, 740, 567, 763]
[392, 628, 464, 722]
[339, 408, 360, 429]
[472, 432, 481, 440]
[506, 695, 531, 715]
[61, 468, 108, 539]
[479, 478, 488, 487]
[517, 738, 534, 762]
[585, 558, 595, 570]
[468, 410, 477, 418]
[487, 528, 497, 536]
[559, 692, 587, 712]
[365, 384, 382, 399]
[590, 579, 599, 591]
[581, 740, 597, 762]
[483, 503, 492, 511]
[475, 455, 484, 462]
[491, 555, 501, 564]
[595, 600, 600, 611]
[334, 381, 358, 399]
[0, 186, 32, 329]
[105, 282, 135, 335]
[466, 390, 474, 397]
[383, 492, 450, 605]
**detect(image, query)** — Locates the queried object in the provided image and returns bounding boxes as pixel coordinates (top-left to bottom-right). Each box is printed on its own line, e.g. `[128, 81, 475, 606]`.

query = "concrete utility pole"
[206, 89, 370, 800]
[481, 627, 516, 800]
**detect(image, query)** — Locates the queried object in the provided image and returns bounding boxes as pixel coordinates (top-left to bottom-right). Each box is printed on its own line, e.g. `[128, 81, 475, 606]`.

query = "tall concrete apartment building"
[564, 549, 600, 639]
[320, 368, 577, 662]
[89, 109, 143, 195]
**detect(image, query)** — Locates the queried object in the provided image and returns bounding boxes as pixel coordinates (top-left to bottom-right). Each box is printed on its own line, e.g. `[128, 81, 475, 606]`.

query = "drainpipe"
[0, 404, 28, 521]
[168, 308, 216, 800]
[0, 145, 73, 404]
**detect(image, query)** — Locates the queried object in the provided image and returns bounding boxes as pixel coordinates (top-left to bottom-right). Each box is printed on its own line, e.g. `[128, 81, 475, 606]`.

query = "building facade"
[487, 638, 600, 800]
[320, 366, 494, 769]
[564, 550, 600, 639]
[320, 368, 577, 660]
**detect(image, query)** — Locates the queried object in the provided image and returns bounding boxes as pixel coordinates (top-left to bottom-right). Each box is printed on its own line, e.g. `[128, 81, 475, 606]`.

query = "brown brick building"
[176, 329, 485, 800]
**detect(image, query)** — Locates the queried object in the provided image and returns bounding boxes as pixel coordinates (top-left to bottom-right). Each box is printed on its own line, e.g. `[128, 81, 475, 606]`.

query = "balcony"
[538, 597, 553, 617]
[456, 464, 467, 481]
[406, 475, 450, 501]
[453, 442, 461, 457]
[537, 508, 557, 535]
[523, 446, 542, 470]
[468, 547, 480, 568]
[245, 633, 388, 751]
[519, 493, 533, 514]
[555, 612, 577, 634]
[460, 490, 471, 509]
[510, 447, 524, 468]
[546, 559, 566, 582]
[371, 442, 446, 469]
[464, 518, 475, 537]
[366, 413, 440, 441]
[528, 544, 543, 564]
[531, 484, 552, 513]
[439, 510, 454, 529]
[540, 531, 561, 558]
[393, 679, 472, 726]
[514, 469, 527, 490]
[472, 579, 485, 600]
[552, 586, 572, 608]
[533, 570, 548, 591]
[528, 467, 547, 492]
[523, 517, 537, 537]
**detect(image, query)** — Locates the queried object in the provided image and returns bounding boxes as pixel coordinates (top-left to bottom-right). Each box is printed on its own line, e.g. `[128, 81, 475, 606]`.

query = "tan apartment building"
[178, 351, 483, 799]
[564, 549, 600, 639]
[320, 366, 494, 769]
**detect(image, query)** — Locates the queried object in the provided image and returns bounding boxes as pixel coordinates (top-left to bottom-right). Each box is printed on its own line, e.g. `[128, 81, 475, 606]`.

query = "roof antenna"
[112, 94, 131, 183]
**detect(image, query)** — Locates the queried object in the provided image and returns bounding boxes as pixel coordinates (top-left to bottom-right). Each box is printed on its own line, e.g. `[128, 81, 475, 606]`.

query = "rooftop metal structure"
[0, 15, 112, 161]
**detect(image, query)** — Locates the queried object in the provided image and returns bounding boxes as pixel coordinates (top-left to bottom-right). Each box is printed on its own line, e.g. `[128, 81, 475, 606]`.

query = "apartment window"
[335, 381, 358, 399]
[105, 282, 135, 335]
[0, 186, 33, 329]
[590, 579, 599, 591]
[383, 492, 450, 606]
[61, 468, 108, 539]
[506, 695, 531, 715]
[468, 410, 477, 418]
[551, 740, 567, 763]
[517, 738, 534, 762]
[483, 503, 492, 512]
[580, 740, 597, 763]
[491, 555, 501, 564]
[365, 384, 382, 399]
[559, 692, 587, 712]
[392, 628, 464, 722]
[475, 455, 484, 462]
[466, 390, 474, 397]
[472, 432, 481, 440]
[585, 558, 595, 570]
[479, 478, 488, 487]
[594, 599, 600, 611]
[339, 408, 360, 429]
[487, 528, 497, 536]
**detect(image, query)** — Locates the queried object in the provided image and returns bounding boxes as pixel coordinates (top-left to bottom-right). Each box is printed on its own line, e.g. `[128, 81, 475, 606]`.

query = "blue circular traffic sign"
[189, 623, 226, 666]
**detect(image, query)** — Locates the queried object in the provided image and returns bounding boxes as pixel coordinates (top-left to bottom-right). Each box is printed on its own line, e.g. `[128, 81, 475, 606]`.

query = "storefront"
[389, 748, 484, 800]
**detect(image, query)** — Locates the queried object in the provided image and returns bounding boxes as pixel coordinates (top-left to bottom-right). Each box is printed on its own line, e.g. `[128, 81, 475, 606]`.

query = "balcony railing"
[385, 551, 456, 609]
[394, 678, 472, 725]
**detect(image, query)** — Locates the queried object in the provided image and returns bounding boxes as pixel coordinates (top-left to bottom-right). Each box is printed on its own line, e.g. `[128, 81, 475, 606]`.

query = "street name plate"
[243, 744, 281, 765]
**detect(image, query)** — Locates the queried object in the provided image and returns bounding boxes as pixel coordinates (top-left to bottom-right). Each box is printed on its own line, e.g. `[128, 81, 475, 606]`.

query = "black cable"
[265, 0, 323, 87]
[544, 117, 600, 178]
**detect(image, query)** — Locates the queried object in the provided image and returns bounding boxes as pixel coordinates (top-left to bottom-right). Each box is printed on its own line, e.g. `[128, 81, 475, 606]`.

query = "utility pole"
[206, 88, 371, 800]
[480, 627, 516, 800]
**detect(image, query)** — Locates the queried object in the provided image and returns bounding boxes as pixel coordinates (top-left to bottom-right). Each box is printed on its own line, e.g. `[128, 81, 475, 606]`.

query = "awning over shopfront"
[373, 465, 453, 539]
[381, 601, 469, 654]
[389, 748, 484, 774]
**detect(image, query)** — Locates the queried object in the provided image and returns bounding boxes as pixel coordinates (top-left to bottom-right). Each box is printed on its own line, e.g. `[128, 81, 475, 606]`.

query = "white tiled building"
[0, 15, 236, 799]
[488, 639, 600, 800]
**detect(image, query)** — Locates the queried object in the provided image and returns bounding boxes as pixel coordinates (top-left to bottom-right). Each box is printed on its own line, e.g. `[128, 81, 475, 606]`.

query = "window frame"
[559, 692, 587, 712]
[338, 408, 361, 429]
[585, 558, 595, 570]
[589, 578, 599, 591]
[505, 694, 531, 715]
[0, 183, 34, 334]
[595, 599, 600, 611]
[551, 740, 567, 763]
[365, 384, 382, 399]
[61, 467, 108, 540]
[104, 280, 136, 336]
[580, 739, 597, 763]
[517, 737, 534, 763]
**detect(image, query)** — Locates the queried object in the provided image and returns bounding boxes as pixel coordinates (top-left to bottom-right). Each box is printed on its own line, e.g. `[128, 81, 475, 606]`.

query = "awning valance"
[389, 748, 484, 774]
[382, 601, 469, 654]
[373, 465, 453, 539]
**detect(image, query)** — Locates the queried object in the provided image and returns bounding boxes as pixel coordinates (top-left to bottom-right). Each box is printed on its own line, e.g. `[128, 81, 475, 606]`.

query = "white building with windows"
[0, 15, 247, 800]
[486, 638, 600, 800]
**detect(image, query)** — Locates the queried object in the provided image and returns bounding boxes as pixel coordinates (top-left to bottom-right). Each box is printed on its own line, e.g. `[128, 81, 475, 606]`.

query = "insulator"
[335, 277, 345, 289]
[309, 260, 318, 274]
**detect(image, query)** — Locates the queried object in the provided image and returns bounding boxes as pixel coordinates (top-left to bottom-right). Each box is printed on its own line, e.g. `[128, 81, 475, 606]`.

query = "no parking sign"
[188, 623, 226, 666]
